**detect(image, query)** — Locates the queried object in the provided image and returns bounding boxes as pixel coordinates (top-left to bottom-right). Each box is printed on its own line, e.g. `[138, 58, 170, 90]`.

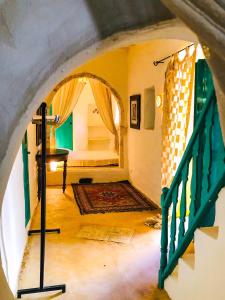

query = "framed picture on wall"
[130, 94, 141, 129]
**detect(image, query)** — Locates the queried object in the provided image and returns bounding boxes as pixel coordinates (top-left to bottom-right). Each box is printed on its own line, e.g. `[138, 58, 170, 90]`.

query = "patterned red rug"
[72, 181, 158, 215]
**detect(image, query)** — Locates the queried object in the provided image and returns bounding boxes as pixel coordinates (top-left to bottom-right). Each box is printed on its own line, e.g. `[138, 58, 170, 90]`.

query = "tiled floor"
[18, 186, 170, 300]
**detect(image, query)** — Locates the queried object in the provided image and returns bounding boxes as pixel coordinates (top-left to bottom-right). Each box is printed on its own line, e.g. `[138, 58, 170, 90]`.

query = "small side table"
[36, 148, 69, 199]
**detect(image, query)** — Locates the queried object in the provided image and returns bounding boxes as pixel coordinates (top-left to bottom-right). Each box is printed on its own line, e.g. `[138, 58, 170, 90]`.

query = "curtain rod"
[153, 43, 195, 66]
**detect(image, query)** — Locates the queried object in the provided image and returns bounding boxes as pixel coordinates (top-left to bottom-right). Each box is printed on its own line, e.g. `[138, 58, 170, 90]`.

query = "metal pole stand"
[28, 228, 60, 235]
[17, 285, 66, 298]
[17, 103, 66, 298]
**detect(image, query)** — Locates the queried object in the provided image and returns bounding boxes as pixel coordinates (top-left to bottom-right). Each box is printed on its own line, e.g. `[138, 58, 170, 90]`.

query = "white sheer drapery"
[89, 78, 119, 153]
[49, 79, 85, 147]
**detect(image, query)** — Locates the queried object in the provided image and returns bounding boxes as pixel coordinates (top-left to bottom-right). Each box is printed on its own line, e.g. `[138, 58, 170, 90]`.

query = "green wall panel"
[22, 131, 31, 226]
[55, 113, 73, 150]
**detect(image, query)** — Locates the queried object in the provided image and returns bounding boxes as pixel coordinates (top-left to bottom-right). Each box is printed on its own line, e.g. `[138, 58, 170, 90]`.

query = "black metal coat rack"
[17, 103, 66, 298]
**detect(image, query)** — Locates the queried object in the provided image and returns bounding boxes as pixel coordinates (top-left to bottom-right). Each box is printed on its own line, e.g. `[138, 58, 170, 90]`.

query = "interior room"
[1, 2, 225, 300]
[0, 31, 223, 300]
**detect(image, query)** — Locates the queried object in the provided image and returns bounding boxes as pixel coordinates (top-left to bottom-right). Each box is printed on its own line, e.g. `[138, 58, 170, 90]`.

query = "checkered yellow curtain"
[161, 46, 197, 188]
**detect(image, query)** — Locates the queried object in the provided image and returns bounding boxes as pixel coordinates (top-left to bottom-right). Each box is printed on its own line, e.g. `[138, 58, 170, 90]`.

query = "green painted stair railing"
[158, 86, 225, 288]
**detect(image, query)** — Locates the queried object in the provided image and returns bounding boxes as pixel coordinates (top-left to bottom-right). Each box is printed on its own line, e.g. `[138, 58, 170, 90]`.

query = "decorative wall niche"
[144, 86, 155, 130]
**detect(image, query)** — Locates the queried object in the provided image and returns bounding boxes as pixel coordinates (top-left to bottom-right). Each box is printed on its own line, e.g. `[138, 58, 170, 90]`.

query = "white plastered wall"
[73, 81, 95, 151]
[72, 80, 113, 151]
[0, 146, 26, 295]
[0, 124, 38, 295]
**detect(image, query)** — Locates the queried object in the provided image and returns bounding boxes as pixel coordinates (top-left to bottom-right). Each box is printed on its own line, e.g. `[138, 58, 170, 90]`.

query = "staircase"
[165, 188, 225, 300]
[158, 85, 225, 298]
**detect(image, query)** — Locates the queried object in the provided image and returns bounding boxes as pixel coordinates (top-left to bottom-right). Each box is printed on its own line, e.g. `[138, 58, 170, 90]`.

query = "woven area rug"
[76, 225, 134, 244]
[72, 181, 157, 215]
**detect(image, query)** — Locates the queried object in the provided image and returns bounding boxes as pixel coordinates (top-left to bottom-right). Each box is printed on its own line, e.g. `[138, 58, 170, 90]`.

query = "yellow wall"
[127, 39, 192, 205]
[27, 123, 38, 216]
[72, 48, 128, 119]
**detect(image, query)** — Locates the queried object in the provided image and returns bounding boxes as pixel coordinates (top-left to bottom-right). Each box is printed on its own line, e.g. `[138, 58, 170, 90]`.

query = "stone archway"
[0, 17, 196, 203]
[0, 5, 201, 297]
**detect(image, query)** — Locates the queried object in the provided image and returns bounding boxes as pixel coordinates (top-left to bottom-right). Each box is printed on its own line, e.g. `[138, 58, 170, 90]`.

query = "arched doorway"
[0, 36, 197, 298]
[47, 72, 125, 168]
[0, 7, 223, 297]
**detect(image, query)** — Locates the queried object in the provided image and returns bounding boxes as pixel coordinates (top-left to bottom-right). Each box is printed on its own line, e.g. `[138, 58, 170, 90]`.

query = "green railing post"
[158, 86, 225, 286]
[178, 161, 189, 244]
[201, 100, 214, 201]
[189, 135, 200, 227]
[169, 184, 179, 259]
[158, 63, 225, 287]
[158, 187, 169, 289]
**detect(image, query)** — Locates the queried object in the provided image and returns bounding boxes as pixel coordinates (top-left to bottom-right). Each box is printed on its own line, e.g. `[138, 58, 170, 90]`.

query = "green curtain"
[22, 131, 31, 226]
[50, 104, 73, 150]
[55, 114, 73, 150]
